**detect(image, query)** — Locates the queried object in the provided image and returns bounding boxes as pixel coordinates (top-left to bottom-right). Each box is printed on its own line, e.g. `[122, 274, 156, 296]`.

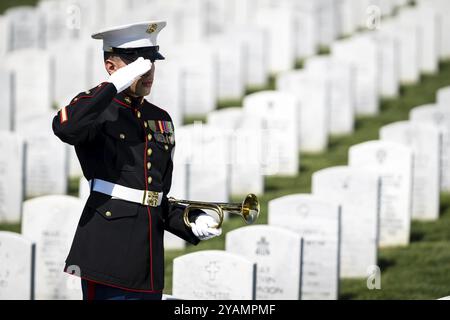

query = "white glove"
[108, 57, 152, 93]
[191, 214, 222, 241]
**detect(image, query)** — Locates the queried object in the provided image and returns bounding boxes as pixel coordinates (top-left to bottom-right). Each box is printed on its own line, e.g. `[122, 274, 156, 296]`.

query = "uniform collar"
[114, 92, 146, 110]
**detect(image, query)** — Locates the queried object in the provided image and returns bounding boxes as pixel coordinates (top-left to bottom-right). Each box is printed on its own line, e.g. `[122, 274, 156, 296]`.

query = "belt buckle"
[143, 190, 159, 207]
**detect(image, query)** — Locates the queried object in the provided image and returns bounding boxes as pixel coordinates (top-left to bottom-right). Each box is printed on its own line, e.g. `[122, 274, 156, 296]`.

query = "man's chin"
[134, 89, 152, 97]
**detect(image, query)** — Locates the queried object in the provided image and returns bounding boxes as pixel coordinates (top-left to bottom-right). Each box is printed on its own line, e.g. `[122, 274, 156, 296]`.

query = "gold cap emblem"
[146, 23, 158, 34]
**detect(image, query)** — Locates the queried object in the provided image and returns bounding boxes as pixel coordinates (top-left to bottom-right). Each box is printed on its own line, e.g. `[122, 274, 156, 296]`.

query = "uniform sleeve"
[52, 82, 117, 146]
[160, 120, 201, 245]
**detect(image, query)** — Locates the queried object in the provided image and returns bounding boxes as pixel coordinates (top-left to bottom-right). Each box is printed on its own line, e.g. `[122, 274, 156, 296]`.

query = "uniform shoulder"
[69, 82, 113, 104]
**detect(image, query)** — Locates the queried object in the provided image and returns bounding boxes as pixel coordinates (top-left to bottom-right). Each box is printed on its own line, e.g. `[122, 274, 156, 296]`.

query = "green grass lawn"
[0, 0, 39, 14]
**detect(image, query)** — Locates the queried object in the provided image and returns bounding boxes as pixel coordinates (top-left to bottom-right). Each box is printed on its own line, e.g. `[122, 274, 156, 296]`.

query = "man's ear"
[105, 58, 118, 76]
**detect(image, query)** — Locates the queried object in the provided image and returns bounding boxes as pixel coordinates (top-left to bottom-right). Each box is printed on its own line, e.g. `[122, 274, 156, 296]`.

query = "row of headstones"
[0, 0, 446, 223]
[0, 0, 422, 208]
[1, 89, 447, 301]
[0, 0, 413, 59]
[0, 109, 446, 300]
[0, 0, 418, 132]
[0, 0, 416, 224]
[169, 116, 447, 300]
[0, 196, 83, 300]
[168, 83, 450, 297]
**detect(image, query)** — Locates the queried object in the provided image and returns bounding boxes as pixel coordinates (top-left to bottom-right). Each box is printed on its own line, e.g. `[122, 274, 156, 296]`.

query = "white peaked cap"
[91, 21, 167, 52]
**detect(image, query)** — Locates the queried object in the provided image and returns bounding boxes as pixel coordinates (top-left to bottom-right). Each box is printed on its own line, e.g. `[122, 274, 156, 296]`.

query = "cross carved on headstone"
[256, 237, 270, 256]
[205, 261, 220, 281]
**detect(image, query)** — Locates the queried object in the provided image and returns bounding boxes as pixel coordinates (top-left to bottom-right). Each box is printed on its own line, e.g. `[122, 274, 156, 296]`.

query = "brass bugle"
[167, 194, 260, 229]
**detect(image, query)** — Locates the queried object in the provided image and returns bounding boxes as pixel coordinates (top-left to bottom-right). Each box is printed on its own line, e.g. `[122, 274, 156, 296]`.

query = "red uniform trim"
[65, 272, 163, 293]
[70, 82, 108, 106]
[147, 207, 154, 290]
[87, 281, 96, 301]
[113, 98, 134, 109]
[142, 120, 154, 290]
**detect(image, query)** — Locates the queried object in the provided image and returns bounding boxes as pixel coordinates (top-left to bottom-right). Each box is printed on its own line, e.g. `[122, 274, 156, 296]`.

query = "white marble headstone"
[165, 44, 217, 117]
[398, 6, 440, 75]
[18, 112, 69, 198]
[349, 140, 413, 247]
[172, 124, 230, 203]
[232, 27, 268, 87]
[417, 0, 450, 60]
[0, 16, 7, 57]
[22, 195, 83, 300]
[0, 69, 14, 131]
[372, 32, 400, 98]
[208, 35, 245, 100]
[305, 56, 355, 135]
[312, 166, 380, 278]
[437, 86, 450, 109]
[276, 70, 329, 152]
[0, 232, 35, 300]
[172, 250, 256, 300]
[208, 109, 264, 196]
[410, 104, 450, 193]
[268, 194, 340, 300]
[317, 0, 339, 47]
[3, 6, 43, 52]
[47, 40, 90, 109]
[380, 121, 440, 221]
[1, 49, 54, 128]
[164, 231, 186, 251]
[78, 177, 90, 203]
[0, 132, 25, 223]
[38, 0, 80, 46]
[253, 7, 296, 73]
[148, 60, 183, 128]
[332, 36, 379, 116]
[244, 91, 299, 176]
[226, 225, 302, 300]
[380, 19, 420, 85]
[294, 0, 320, 59]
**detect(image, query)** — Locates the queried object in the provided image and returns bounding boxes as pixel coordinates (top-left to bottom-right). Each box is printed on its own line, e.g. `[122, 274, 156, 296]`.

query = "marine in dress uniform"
[52, 21, 221, 300]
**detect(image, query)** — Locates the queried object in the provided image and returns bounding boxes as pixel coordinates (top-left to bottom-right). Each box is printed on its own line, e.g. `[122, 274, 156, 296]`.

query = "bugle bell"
[167, 194, 260, 229]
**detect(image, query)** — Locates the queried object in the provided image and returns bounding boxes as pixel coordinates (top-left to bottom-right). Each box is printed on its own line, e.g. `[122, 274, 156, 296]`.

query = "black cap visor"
[110, 46, 165, 62]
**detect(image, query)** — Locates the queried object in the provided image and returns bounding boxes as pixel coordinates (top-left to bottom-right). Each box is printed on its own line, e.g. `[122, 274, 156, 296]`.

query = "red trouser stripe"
[141, 112, 154, 290]
[87, 281, 96, 301]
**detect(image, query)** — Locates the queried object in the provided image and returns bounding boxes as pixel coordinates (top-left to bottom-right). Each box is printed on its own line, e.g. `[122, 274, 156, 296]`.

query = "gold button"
[147, 134, 152, 141]
[137, 111, 141, 118]
[147, 162, 152, 170]
[125, 97, 131, 104]
[147, 148, 153, 156]
[148, 177, 153, 184]
[85, 90, 91, 94]
[119, 133, 125, 140]
[144, 122, 148, 128]
[105, 211, 112, 217]
[164, 145, 169, 150]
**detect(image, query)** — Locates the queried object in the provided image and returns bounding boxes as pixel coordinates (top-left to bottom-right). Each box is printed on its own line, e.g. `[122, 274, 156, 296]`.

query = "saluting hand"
[108, 57, 152, 93]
